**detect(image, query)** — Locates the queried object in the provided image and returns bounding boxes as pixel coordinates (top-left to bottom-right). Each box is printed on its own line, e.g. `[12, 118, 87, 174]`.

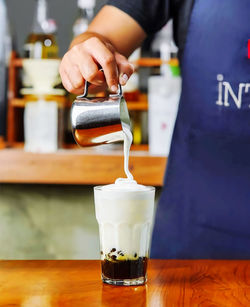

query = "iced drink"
[94, 179, 155, 286]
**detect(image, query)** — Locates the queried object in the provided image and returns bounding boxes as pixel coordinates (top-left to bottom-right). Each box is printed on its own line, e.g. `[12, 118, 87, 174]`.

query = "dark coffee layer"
[101, 257, 147, 280]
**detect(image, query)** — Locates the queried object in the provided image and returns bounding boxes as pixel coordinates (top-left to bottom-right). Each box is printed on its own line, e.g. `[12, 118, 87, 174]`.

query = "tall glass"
[94, 185, 155, 286]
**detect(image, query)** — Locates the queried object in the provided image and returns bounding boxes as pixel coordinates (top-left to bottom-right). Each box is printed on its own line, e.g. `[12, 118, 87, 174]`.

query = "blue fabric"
[151, 0, 250, 259]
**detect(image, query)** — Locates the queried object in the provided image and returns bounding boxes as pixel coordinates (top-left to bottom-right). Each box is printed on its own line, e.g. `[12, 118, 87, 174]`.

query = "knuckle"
[72, 78, 83, 89]
[63, 81, 72, 92]
[82, 37, 99, 49]
[116, 52, 126, 61]
[71, 44, 82, 54]
[85, 71, 97, 82]
[87, 36, 100, 45]
[74, 81, 83, 89]
[66, 82, 73, 91]
[110, 78, 118, 85]
[103, 54, 115, 66]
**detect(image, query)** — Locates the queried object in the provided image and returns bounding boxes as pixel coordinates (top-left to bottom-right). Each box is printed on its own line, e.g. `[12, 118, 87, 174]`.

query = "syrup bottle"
[24, 0, 58, 59]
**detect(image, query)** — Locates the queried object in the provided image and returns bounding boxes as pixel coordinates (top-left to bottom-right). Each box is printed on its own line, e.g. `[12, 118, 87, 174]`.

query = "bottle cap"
[170, 65, 180, 77]
[78, 0, 96, 9]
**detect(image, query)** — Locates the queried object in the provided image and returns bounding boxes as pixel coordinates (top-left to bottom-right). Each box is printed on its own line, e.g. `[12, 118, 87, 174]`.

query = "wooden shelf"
[10, 98, 24, 108]
[14, 57, 179, 68]
[8, 142, 149, 151]
[0, 148, 167, 186]
[12, 58, 23, 67]
[134, 58, 179, 67]
[9, 56, 149, 115]
[10, 94, 148, 111]
[127, 93, 148, 111]
[11, 97, 69, 108]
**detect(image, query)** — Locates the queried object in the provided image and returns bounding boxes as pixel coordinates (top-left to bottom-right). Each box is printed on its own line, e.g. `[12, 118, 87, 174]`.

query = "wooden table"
[0, 260, 249, 306]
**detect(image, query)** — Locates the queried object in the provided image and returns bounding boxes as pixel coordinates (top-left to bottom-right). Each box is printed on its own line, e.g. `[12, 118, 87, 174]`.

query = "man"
[60, 0, 250, 259]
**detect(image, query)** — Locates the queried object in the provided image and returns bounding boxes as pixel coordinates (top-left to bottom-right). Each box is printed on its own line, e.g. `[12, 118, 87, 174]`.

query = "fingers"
[59, 35, 135, 95]
[60, 65, 83, 95]
[61, 47, 100, 88]
[115, 52, 134, 86]
[71, 46, 102, 85]
[83, 37, 119, 91]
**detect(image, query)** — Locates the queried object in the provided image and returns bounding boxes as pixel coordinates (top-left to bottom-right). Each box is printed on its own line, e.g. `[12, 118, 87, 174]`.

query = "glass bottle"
[24, 0, 58, 59]
[73, 0, 95, 37]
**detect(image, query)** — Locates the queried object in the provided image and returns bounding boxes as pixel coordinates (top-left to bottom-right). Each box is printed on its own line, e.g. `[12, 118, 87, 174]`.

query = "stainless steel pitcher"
[71, 80, 131, 147]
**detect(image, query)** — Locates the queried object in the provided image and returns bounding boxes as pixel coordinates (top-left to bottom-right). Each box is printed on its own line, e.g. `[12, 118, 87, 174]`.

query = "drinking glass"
[94, 185, 155, 286]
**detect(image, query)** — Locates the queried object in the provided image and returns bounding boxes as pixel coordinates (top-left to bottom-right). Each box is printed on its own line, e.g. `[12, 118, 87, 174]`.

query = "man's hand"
[60, 33, 134, 95]
[59, 5, 146, 95]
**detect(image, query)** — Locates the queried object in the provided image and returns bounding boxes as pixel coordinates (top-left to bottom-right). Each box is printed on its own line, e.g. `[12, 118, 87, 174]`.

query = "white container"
[22, 59, 61, 93]
[24, 99, 58, 153]
[148, 65, 181, 156]
[123, 48, 140, 94]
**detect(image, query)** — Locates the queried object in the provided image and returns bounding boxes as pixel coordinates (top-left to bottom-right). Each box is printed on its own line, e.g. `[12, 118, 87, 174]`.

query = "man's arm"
[59, 5, 146, 95]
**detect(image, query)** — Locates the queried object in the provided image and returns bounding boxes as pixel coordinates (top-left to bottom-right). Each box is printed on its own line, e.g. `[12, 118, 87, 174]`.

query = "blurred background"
[6, 0, 106, 57]
[0, 0, 181, 259]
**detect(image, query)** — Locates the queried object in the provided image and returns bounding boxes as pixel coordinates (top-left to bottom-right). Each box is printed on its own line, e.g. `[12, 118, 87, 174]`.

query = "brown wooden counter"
[0, 148, 166, 186]
[0, 260, 249, 306]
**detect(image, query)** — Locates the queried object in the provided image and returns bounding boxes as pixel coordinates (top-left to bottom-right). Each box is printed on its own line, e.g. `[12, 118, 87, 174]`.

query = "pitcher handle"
[77, 69, 123, 99]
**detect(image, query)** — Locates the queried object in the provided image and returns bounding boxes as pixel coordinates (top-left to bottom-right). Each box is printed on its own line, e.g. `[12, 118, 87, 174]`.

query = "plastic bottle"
[148, 21, 182, 156]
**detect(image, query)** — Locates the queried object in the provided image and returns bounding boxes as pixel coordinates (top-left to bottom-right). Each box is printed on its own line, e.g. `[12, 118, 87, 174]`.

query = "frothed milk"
[94, 127, 155, 285]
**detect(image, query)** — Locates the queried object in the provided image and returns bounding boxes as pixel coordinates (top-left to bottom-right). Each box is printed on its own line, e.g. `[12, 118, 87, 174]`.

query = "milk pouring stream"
[121, 123, 133, 181]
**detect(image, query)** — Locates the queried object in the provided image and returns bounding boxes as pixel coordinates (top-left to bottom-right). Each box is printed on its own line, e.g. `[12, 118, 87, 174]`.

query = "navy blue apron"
[151, 0, 250, 259]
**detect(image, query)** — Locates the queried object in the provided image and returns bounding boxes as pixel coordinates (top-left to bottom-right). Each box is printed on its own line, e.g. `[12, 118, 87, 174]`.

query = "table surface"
[0, 260, 249, 306]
